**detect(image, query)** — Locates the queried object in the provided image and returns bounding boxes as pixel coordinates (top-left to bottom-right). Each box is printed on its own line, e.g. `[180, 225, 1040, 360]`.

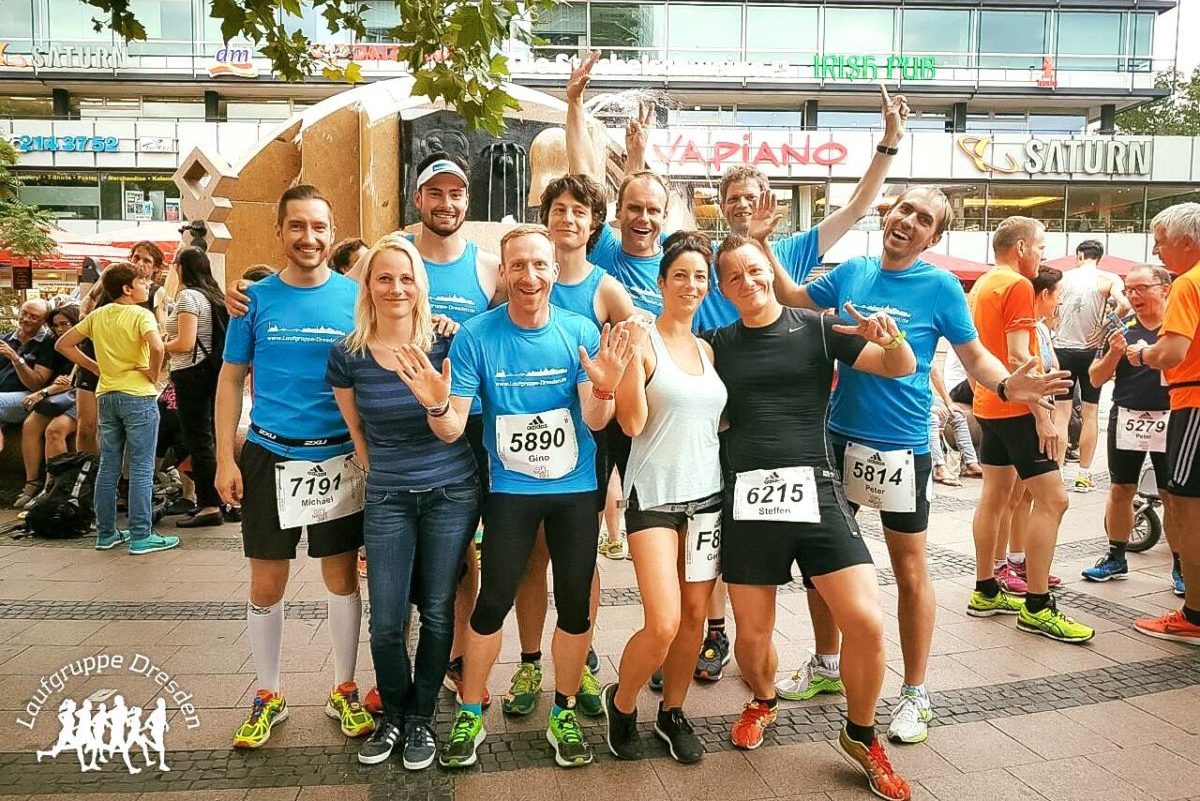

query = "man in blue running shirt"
[771, 186, 1070, 744]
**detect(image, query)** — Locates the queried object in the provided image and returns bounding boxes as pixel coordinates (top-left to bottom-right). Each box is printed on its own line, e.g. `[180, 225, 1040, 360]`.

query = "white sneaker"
[598, 538, 627, 560]
[886, 690, 932, 744]
[775, 655, 843, 701]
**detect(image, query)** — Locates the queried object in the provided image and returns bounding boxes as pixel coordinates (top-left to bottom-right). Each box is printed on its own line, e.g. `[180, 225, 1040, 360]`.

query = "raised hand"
[1002, 358, 1071, 410]
[748, 190, 783, 243]
[831, 303, 901, 347]
[392, 344, 452, 409]
[625, 99, 655, 170]
[879, 83, 909, 148]
[580, 321, 637, 393]
[567, 50, 601, 103]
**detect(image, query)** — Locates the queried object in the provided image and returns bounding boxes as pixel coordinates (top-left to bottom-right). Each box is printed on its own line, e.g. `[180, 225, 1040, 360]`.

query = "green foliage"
[1116, 68, 1200, 136]
[83, 0, 562, 135]
[0, 140, 57, 261]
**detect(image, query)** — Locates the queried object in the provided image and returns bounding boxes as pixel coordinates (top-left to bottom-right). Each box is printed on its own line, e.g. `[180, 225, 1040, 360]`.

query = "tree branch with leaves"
[81, 0, 562, 136]
[0, 140, 57, 261]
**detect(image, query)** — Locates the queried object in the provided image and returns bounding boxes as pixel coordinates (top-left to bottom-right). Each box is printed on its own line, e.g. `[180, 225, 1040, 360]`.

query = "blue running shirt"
[224, 271, 358, 460]
[550, 264, 605, 330]
[589, 224, 664, 316]
[449, 305, 601, 494]
[413, 237, 491, 324]
[806, 256, 978, 453]
[693, 228, 823, 333]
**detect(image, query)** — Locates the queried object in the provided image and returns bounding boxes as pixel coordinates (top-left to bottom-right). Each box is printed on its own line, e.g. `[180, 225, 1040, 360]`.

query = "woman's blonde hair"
[342, 233, 435, 355]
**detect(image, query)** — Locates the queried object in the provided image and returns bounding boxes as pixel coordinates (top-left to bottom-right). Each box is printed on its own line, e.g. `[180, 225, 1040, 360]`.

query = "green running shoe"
[439, 709, 485, 768]
[577, 667, 603, 717]
[966, 589, 1023, 617]
[502, 662, 542, 717]
[1017, 600, 1095, 643]
[547, 707, 593, 768]
[775, 655, 844, 701]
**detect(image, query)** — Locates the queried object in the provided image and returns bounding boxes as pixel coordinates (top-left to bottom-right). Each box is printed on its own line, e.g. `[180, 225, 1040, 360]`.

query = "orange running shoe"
[730, 699, 777, 750]
[364, 685, 382, 716]
[1133, 610, 1200, 645]
[838, 728, 912, 801]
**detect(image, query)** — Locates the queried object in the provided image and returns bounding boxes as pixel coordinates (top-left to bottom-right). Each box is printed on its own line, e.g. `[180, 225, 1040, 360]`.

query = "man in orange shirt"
[1125, 202, 1200, 645]
[966, 216, 1094, 644]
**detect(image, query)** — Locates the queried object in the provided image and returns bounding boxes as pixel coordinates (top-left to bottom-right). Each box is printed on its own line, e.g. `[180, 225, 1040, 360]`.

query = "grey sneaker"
[402, 720, 437, 770]
[358, 719, 401, 765]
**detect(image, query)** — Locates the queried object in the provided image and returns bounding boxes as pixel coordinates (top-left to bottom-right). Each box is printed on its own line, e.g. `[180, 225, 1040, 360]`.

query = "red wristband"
[592, 386, 615, 401]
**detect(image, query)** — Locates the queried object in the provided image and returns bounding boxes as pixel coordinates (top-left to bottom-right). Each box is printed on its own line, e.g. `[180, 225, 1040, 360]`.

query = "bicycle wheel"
[1127, 502, 1162, 553]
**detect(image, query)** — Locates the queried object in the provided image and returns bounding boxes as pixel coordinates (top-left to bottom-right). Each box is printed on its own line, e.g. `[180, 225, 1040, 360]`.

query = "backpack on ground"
[24, 452, 97, 538]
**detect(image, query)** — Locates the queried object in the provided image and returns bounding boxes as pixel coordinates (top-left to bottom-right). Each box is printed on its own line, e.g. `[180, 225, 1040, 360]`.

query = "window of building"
[0, 0, 34, 48]
[141, 98, 205, 119]
[1146, 187, 1200, 222]
[804, 182, 828, 227]
[47, 0, 115, 42]
[978, 11, 1048, 69]
[532, 2, 587, 58]
[16, 171, 101, 220]
[1130, 12, 1154, 71]
[280, 2, 352, 42]
[76, 96, 142, 118]
[820, 110, 883, 129]
[360, 0, 400, 43]
[901, 9, 970, 68]
[101, 173, 181, 222]
[823, 8, 895, 56]
[590, 3, 665, 59]
[1057, 12, 1123, 71]
[1028, 114, 1086, 134]
[670, 107, 734, 127]
[202, 8, 253, 45]
[746, 5, 817, 64]
[126, 0, 194, 55]
[986, 183, 1064, 231]
[943, 184, 988, 232]
[0, 95, 52, 117]
[735, 109, 803, 128]
[966, 113, 1032, 132]
[225, 99, 293, 120]
[1066, 185, 1145, 234]
[667, 4, 742, 61]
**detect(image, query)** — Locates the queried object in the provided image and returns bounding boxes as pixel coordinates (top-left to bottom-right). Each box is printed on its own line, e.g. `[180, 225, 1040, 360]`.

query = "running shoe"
[838, 728, 912, 801]
[445, 660, 491, 708]
[1013, 558, 1061, 587]
[128, 532, 180, 555]
[1065, 447, 1080, 463]
[601, 683, 641, 760]
[1133, 610, 1200, 645]
[358, 719, 401, 765]
[402, 720, 438, 770]
[1172, 563, 1186, 598]
[547, 706, 594, 767]
[598, 538, 627, 560]
[502, 662, 542, 717]
[95, 529, 131, 551]
[886, 689, 933, 744]
[364, 686, 382, 715]
[577, 667, 603, 717]
[775, 655, 843, 701]
[1017, 600, 1095, 643]
[326, 681, 376, 737]
[994, 562, 1028, 595]
[730, 700, 777, 750]
[966, 589, 1023, 617]
[1081, 554, 1129, 582]
[648, 668, 663, 692]
[1072, 474, 1096, 493]
[439, 709, 485, 768]
[233, 690, 288, 749]
[586, 646, 600, 675]
[694, 629, 731, 681]
[655, 706, 703, 764]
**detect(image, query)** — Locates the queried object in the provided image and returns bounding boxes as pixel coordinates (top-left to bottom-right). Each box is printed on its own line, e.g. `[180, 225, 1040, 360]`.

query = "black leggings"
[471, 491, 598, 636]
[170, 362, 221, 509]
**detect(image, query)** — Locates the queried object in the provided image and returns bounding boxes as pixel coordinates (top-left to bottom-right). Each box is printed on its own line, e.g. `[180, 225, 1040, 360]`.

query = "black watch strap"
[876, 143, 899, 156]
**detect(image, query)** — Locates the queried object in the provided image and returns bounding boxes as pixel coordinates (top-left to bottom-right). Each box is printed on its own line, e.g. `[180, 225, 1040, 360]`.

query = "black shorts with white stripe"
[1165, 407, 1200, 497]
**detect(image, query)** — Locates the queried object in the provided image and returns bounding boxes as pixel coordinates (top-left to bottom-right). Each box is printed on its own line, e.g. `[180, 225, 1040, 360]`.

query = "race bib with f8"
[496, 408, 579, 480]
[732, 467, 820, 523]
[684, 511, 722, 583]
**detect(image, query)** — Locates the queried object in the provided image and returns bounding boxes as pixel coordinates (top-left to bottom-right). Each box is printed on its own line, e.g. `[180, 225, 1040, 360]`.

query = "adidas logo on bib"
[307, 465, 327, 477]
[867, 453, 885, 466]
[764, 471, 781, 484]
[528, 416, 548, 430]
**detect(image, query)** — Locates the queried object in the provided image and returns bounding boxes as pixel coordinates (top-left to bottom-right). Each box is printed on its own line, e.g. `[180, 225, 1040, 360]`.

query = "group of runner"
[200, 55, 1200, 801]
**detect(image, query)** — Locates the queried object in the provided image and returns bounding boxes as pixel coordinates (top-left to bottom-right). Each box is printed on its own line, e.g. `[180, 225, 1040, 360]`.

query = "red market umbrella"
[1042, 254, 1143, 276]
[921, 251, 991, 289]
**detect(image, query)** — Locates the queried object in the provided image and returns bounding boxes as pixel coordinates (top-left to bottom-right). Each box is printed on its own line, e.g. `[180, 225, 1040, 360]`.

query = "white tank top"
[1054, 266, 1117, 350]
[624, 326, 727, 510]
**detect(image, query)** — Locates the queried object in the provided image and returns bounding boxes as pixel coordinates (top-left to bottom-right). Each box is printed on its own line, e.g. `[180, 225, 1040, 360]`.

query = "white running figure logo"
[36, 693, 171, 773]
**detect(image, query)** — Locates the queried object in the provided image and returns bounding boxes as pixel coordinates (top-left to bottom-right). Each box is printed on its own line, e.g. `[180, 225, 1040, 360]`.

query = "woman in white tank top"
[602, 232, 727, 764]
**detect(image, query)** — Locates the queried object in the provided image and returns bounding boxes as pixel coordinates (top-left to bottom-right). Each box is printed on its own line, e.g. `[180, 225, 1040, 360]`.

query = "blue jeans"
[96, 392, 160, 541]
[364, 478, 479, 724]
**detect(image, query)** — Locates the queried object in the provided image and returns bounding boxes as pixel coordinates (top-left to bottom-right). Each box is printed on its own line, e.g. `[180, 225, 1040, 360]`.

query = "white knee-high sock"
[327, 591, 362, 687]
[247, 600, 284, 694]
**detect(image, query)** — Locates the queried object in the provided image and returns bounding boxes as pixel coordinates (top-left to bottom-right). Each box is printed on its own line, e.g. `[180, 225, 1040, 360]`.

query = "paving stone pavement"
[0, 447, 1197, 801]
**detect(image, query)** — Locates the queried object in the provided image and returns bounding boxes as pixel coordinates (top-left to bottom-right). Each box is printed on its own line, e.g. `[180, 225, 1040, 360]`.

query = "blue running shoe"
[129, 532, 181, 555]
[1081, 554, 1128, 582]
[95, 529, 131, 550]
[1172, 563, 1186, 597]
